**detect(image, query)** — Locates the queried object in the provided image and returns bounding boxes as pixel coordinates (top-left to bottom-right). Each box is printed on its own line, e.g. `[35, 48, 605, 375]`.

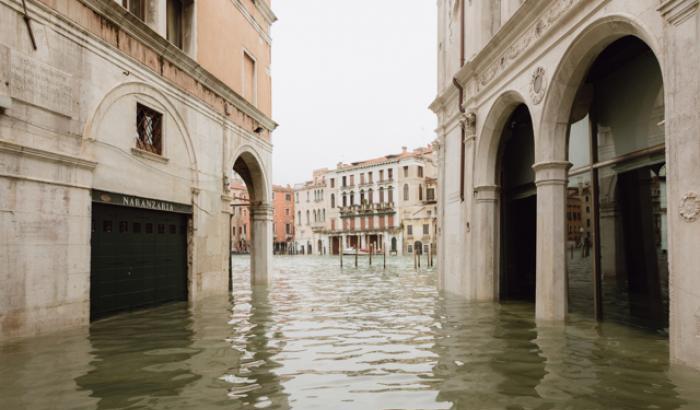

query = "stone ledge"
[130, 147, 169, 164]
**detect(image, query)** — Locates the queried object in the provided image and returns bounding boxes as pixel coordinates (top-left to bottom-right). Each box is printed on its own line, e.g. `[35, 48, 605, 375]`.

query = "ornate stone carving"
[529, 67, 547, 105]
[478, 0, 578, 88]
[680, 192, 700, 222]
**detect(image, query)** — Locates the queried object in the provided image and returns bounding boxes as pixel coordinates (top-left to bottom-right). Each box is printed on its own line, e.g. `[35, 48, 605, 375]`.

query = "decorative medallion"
[680, 192, 700, 222]
[530, 67, 547, 105]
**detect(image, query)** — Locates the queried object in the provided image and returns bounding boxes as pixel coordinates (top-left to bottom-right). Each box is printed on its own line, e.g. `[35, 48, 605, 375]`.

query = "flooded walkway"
[2, 256, 700, 409]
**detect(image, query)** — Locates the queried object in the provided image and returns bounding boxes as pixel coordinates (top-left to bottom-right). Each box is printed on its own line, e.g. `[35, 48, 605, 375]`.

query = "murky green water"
[2, 256, 700, 409]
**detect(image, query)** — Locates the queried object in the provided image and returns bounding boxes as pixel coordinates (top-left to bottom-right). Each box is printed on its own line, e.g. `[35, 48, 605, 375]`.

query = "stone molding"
[533, 161, 571, 186]
[252, 203, 274, 221]
[230, 0, 274, 44]
[658, 0, 700, 25]
[0, 139, 97, 169]
[474, 185, 500, 202]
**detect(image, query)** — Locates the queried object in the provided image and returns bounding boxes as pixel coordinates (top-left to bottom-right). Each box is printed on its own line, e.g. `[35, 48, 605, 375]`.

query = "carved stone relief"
[529, 67, 547, 105]
[680, 192, 700, 222]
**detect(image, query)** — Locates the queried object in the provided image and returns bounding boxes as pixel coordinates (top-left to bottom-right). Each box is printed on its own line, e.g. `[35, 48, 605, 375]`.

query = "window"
[285, 193, 291, 201]
[407, 224, 413, 235]
[243, 224, 247, 235]
[419, 184, 423, 201]
[360, 190, 365, 204]
[368, 172, 373, 183]
[403, 184, 409, 201]
[286, 223, 292, 235]
[403, 166, 409, 177]
[331, 193, 335, 208]
[298, 211, 301, 225]
[379, 170, 384, 181]
[388, 187, 393, 203]
[342, 176, 347, 187]
[243, 51, 257, 104]
[342, 193, 347, 207]
[418, 166, 424, 177]
[427, 188, 435, 201]
[306, 191, 310, 202]
[379, 187, 384, 203]
[122, 0, 145, 20]
[166, 0, 185, 50]
[423, 224, 429, 235]
[350, 192, 355, 206]
[388, 169, 393, 179]
[285, 208, 290, 216]
[119, 221, 128, 233]
[306, 210, 310, 225]
[295, 193, 299, 203]
[136, 103, 163, 154]
[368, 189, 373, 204]
[350, 175, 355, 186]
[330, 178, 335, 188]
[360, 173, 365, 185]
[408, 245, 413, 254]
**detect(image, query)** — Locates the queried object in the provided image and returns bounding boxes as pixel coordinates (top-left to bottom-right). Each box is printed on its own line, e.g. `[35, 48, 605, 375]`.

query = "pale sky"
[270, 1, 438, 186]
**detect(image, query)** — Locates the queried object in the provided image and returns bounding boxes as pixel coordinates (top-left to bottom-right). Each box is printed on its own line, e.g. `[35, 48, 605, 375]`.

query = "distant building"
[293, 146, 438, 256]
[230, 180, 251, 254]
[272, 185, 295, 254]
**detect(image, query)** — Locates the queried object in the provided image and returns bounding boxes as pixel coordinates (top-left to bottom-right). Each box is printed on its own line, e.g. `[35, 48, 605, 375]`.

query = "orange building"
[272, 185, 295, 254]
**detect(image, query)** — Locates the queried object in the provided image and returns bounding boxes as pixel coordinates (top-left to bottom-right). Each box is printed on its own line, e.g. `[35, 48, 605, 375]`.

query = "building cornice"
[70, 0, 277, 132]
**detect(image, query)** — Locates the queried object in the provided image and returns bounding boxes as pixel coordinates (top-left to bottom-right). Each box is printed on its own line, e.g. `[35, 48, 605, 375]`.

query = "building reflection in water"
[431, 292, 690, 409]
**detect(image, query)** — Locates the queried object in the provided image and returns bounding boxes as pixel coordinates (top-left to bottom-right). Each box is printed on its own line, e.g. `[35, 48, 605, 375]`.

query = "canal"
[2, 256, 700, 409]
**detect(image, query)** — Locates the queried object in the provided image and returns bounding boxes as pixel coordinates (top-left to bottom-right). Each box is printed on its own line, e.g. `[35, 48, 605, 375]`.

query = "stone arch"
[538, 14, 664, 164]
[474, 90, 530, 188]
[82, 81, 199, 188]
[231, 144, 271, 205]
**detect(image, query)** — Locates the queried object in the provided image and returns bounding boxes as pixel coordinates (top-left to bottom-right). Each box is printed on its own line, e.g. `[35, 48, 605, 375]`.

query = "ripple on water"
[1, 256, 700, 409]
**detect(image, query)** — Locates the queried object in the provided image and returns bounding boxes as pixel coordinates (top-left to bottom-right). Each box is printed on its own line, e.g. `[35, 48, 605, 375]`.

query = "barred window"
[136, 103, 163, 155]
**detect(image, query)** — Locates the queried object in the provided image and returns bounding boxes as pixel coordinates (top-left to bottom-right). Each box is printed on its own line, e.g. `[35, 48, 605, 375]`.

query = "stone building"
[293, 146, 438, 256]
[431, 0, 700, 369]
[0, 0, 276, 340]
[272, 184, 294, 254]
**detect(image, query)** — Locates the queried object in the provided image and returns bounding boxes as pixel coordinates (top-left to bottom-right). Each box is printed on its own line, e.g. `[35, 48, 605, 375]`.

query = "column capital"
[251, 203, 274, 220]
[533, 161, 571, 186]
[474, 184, 500, 202]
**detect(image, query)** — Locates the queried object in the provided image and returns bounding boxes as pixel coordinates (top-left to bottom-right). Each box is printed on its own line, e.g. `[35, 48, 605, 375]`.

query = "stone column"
[473, 185, 499, 301]
[250, 203, 273, 285]
[462, 113, 477, 299]
[533, 161, 570, 321]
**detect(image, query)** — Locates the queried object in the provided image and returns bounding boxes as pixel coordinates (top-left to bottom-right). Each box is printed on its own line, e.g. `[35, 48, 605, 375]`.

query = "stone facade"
[0, 0, 276, 340]
[432, 0, 700, 369]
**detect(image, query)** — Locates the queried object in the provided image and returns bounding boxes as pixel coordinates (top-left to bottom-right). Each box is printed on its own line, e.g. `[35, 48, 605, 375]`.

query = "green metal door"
[90, 203, 188, 320]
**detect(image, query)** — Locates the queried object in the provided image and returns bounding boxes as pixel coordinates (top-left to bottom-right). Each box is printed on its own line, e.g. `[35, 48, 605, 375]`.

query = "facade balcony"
[377, 178, 394, 185]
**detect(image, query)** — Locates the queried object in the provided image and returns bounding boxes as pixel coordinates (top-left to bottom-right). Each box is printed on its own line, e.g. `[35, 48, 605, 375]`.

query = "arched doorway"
[232, 150, 272, 286]
[391, 237, 397, 254]
[498, 104, 536, 302]
[564, 36, 667, 331]
[414, 241, 423, 255]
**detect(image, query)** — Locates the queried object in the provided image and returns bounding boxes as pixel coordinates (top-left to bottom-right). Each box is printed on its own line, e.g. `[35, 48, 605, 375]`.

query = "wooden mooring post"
[369, 244, 373, 266]
[355, 245, 358, 268]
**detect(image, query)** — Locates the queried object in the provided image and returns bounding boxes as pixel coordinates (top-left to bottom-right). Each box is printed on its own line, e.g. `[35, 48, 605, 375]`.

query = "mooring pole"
[340, 243, 343, 268]
[355, 244, 358, 268]
[383, 245, 386, 269]
[369, 243, 373, 266]
[414, 251, 417, 269]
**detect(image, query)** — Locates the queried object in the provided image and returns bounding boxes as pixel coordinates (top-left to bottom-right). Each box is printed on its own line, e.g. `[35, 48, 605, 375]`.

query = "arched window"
[368, 189, 373, 204]
[306, 210, 310, 225]
[360, 189, 365, 204]
[403, 184, 409, 201]
[323, 209, 326, 221]
[331, 193, 336, 208]
[350, 191, 355, 206]
[379, 187, 385, 203]
[418, 184, 423, 201]
[297, 211, 301, 225]
[313, 210, 317, 222]
[388, 187, 394, 203]
[342, 193, 347, 207]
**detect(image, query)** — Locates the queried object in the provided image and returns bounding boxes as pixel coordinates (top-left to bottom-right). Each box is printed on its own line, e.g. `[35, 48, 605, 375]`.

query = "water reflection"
[0, 256, 699, 409]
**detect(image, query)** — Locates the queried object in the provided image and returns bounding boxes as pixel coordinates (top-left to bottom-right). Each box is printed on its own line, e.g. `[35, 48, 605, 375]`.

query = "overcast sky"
[270, 1, 438, 186]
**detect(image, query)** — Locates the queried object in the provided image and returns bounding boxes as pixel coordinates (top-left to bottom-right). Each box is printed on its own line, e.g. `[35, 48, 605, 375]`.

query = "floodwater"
[2, 256, 700, 409]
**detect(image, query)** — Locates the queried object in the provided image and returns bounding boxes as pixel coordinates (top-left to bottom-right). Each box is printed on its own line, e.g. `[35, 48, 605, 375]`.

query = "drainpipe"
[454, 0, 466, 202]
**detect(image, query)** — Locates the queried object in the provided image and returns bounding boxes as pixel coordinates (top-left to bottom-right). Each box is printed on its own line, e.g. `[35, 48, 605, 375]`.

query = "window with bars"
[136, 103, 163, 155]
